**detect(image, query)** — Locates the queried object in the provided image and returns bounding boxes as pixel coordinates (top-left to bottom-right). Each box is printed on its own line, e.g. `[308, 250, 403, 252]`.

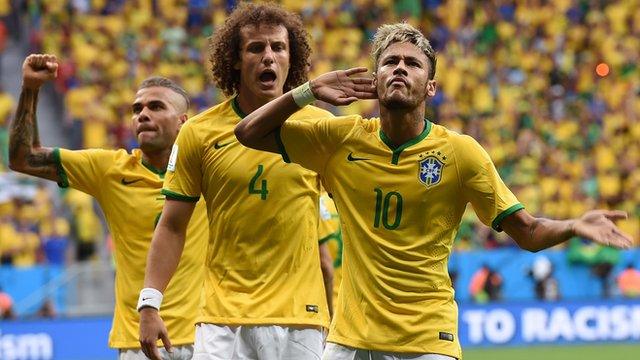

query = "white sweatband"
[291, 82, 316, 107]
[137, 288, 163, 312]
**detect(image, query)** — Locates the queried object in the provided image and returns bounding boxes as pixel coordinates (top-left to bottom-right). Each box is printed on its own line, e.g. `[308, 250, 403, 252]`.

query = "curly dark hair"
[208, 2, 312, 97]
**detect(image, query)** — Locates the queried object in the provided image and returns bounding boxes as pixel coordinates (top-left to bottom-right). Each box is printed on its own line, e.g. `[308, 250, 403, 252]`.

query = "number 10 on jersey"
[373, 188, 403, 230]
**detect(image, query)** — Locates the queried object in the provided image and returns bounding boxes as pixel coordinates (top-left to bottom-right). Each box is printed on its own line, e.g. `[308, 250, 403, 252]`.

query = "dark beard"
[380, 95, 417, 110]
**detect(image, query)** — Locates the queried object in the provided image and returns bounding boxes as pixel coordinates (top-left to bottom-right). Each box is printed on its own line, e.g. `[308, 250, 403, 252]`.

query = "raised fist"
[22, 54, 59, 90]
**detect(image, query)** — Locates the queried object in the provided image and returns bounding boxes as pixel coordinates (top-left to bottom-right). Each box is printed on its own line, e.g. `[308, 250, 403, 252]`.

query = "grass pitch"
[464, 343, 640, 360]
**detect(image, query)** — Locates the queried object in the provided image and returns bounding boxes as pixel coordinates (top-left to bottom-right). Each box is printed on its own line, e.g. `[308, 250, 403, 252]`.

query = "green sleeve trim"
[161, 189, 200, 202]
[52, 148, 69, 188]
[318, 232, 337, 245]
[492, 203, 525, 231]
[275, 127, 291, 163]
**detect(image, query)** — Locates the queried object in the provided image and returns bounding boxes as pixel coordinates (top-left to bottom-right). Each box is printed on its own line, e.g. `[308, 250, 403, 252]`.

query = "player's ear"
[372, 72, 377, 87]
[426, 79, 436, 97]
[177, 113, 188, 130]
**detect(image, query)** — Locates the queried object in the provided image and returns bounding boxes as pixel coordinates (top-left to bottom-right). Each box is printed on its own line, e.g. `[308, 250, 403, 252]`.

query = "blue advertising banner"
[458, 299, 640, 347]
[0, 317, 116, 360]
[2, 299, 640, 359]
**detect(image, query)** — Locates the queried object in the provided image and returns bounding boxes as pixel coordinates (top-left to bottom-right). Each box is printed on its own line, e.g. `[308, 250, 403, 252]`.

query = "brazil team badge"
[419, 156, 444, 187]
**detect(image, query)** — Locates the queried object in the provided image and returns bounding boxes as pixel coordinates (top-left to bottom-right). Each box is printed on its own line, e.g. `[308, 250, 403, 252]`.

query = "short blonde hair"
[371, 23, 437, 80]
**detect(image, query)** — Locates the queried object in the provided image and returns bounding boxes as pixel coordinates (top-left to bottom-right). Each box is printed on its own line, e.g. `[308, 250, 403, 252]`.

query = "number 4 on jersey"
[249, 164, 269, 200]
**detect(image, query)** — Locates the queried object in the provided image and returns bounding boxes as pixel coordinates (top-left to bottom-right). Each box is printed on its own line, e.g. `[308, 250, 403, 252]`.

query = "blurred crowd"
[0, 0, 638, 269]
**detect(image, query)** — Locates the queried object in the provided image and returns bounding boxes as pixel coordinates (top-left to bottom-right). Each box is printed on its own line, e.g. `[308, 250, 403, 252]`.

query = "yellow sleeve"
[278, 115, 358, 174]
[455, 135, 523, 231]
[55, 148, 116, 198]
[162, 122, 202, 202]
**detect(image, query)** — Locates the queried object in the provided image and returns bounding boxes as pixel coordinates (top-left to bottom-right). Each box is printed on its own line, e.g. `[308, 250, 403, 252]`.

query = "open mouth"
[259, 69, 277, 87]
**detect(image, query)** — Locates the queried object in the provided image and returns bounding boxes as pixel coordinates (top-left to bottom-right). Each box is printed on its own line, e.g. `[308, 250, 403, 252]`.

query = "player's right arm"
[8, 54, 60, 181]
[234, 67, 375, 153]
[139, 198, 196, 360]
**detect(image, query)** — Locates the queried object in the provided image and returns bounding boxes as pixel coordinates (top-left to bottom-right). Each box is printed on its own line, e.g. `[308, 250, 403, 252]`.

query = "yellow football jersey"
[163, 97, 331, 328]
[279, 116, 523, 357]
[54, 148, 208, 349]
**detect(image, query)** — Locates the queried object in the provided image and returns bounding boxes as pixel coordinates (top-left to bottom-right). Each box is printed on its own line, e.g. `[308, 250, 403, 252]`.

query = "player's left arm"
[139, 198, 196, 360]
[318, 243, 334, 318]
[234, 67, 375, 153]
[500, 209, 633, 252]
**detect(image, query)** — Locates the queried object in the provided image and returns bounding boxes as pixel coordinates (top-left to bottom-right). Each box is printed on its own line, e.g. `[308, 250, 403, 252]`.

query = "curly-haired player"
[138, 3, 334, 359]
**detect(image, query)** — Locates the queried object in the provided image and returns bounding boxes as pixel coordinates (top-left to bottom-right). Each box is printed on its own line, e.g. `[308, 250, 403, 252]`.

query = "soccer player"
[138, 3, 332, 359]
[9, 54, 208, 360]
[234, 23, 634, 360]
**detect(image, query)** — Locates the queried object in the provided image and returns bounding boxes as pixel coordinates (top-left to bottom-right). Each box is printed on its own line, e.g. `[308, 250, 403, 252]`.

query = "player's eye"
[248, 43, 264, 53]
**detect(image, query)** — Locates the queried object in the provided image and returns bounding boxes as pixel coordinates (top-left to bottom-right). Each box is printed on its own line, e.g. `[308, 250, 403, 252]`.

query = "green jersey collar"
[380, 119, 432, 165]
[141, 159, 166, 178]
[231, 96, 247, 119]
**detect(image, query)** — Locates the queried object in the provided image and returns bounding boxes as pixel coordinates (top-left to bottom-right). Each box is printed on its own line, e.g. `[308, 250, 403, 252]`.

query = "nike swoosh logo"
[121, 178, 143, 185]
[214, 140, 234, 149]
[347, 152, 370, 162]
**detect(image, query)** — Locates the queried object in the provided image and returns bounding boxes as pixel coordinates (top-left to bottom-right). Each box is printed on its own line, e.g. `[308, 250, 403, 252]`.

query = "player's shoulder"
[111, 148, 143, 168]
[432, 123, 481, 149]
[185, 98, 236, 129]
[295, 104, 335, 119]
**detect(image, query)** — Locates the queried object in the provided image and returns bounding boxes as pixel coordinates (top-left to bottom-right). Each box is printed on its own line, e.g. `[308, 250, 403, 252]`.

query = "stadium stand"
[0, 0, 638, 317]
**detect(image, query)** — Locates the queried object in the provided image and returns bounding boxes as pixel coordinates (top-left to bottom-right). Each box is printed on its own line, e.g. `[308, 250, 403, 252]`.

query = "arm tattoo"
[9, 87, 39, 162]
[9, 87, 58, 178]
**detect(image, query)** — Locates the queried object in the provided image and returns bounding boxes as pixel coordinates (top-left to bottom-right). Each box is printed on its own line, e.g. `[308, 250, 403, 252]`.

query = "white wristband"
[291, 82, 316, 107]
[137, 288, 163, 312]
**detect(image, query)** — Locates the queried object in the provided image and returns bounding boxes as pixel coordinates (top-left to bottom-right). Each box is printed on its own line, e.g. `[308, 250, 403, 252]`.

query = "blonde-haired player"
[235, 22, 633, 359]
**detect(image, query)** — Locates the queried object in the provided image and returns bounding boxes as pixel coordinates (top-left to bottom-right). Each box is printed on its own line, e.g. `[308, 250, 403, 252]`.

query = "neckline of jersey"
[231, 96, 247, 119]
[141, 158, 166, 178]
[379, 119, 432, 165]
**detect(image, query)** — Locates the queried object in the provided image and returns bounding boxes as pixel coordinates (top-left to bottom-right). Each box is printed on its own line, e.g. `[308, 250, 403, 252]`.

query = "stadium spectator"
[469, 264, 503, 303]
[9, 54, 209, 360]
[528, 255, 560, 301]
[139, 3, 333, 359]
[36, 298, 57, 318]
[64, 189, 103, 262]
[616, 263, 640, 298]
[18, 1, 639, 248]
[235, 21, 633, 360]
[568, 238, 621, 298]
[40, 215, 71, 266]
[0, 286, 15, 319]
[0, 206, 18, 265]
[11, 205, 41, 267]
[0, 87, 13, 170]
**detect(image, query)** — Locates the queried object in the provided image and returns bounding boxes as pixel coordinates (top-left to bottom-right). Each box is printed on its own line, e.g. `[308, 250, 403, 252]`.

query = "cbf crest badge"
[419, 156, 444, 187]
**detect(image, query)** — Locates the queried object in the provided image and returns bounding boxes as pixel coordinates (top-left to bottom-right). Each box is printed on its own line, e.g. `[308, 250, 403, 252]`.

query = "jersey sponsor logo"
[306, 304, 319, 313]
[347, 152, 370, 162]
[419, 156, 444, 187]
[167, 144, 178, 172]
[214, 140, 234, 149]
[121, 178, 143, 185]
